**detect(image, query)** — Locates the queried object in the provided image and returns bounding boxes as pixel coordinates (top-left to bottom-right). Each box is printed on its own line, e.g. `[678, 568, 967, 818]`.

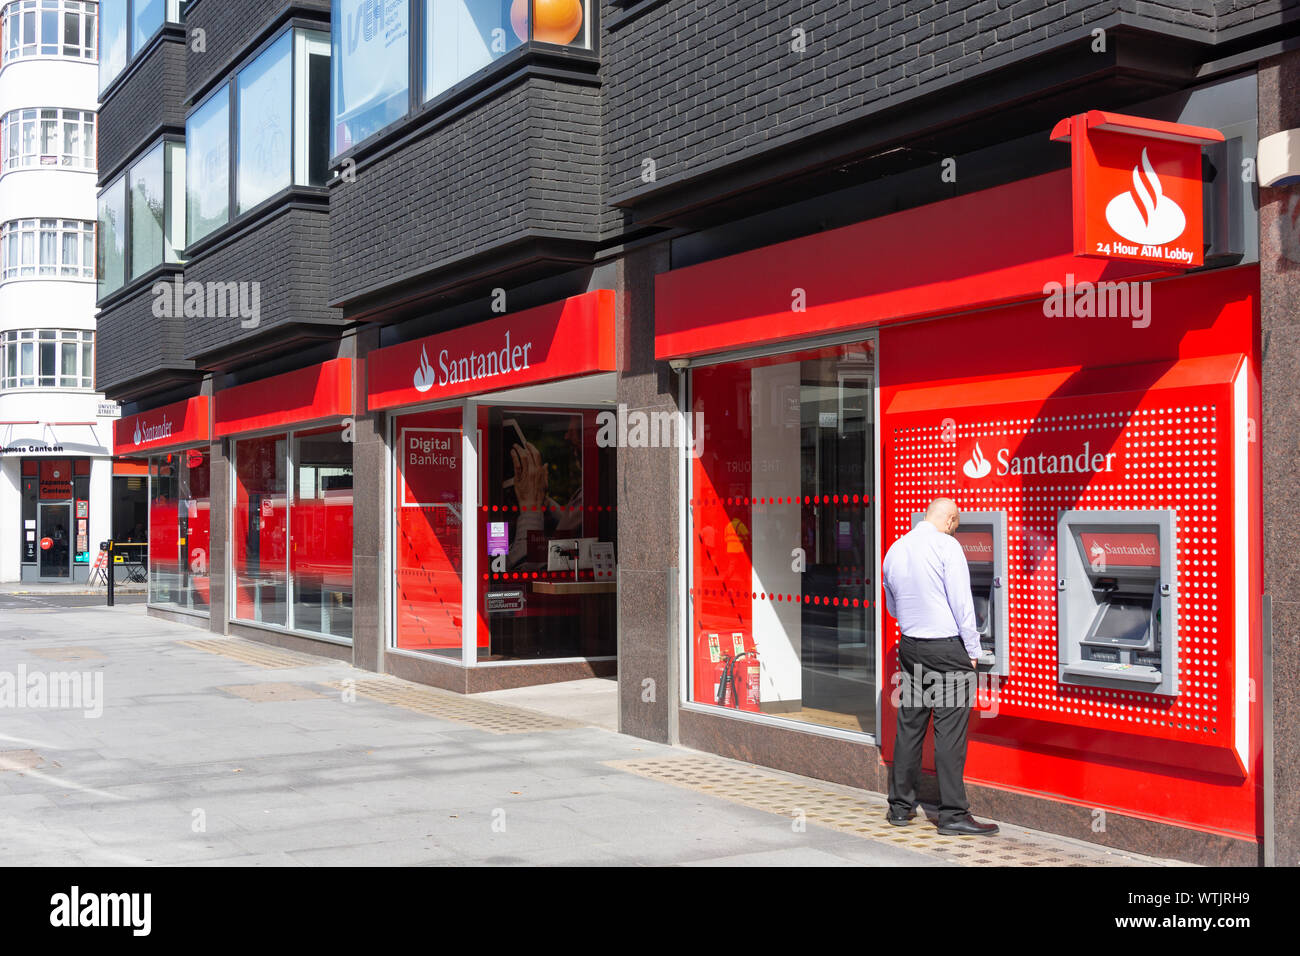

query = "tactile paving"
[324, 677, 580, 734]
[606, 755, 1179, 867]
[178, 639, 321, 669]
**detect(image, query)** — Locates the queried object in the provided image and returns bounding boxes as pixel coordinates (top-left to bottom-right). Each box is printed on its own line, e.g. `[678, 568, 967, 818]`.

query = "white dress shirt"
[882, 520, 981, 659]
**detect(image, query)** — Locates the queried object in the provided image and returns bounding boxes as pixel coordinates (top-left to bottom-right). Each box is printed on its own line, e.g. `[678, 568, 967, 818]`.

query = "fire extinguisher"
[695, 631, 728, 706]
[716, 632, 760, 712]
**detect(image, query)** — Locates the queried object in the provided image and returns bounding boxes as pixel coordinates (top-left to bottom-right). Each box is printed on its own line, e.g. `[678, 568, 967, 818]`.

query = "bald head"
[924, 497, 960, 534]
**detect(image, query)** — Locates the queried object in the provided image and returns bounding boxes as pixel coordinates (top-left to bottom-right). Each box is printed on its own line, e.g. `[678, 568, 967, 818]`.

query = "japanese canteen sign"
[1051, 111, 1224, 269]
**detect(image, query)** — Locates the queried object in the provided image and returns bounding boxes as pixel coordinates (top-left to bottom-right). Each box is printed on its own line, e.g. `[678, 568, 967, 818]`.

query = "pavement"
[0, 602, 1184, 866]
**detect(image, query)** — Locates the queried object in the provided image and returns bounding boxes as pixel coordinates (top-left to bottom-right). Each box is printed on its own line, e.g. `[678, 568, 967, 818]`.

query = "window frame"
[184, 24, 330, 252]
[229, 423, 355, 643]
[0, 107, 97, 172]
[2, 0, 98, 67]
[0, 327, 95, 390]
[95, 135, 184, 300]
[97, 0, 187, 94]
[330, 0, 598, 164]
[0, 217, 96, 282]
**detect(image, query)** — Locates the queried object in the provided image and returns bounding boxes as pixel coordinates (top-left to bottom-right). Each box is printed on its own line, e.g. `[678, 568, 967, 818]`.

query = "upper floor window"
[330, 0, 592, 159]
[98, 0, 185, 93]
[1, 108, 96, 171]
[187, 28, 329, 246]
[0, 218, 95, 280]
[0, 328, 95, 389]
[2, 0, 98, 66]
[97, 138, 184, 298]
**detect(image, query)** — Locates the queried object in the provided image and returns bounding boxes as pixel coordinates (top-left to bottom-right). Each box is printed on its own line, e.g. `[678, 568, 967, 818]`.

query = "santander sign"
[1051, 111, 1223, 270]
[959, 437, 1119, 483]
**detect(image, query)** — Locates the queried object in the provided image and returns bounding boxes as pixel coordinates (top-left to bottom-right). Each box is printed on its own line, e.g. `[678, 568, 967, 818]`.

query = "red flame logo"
[1128, 148, 1162, 228]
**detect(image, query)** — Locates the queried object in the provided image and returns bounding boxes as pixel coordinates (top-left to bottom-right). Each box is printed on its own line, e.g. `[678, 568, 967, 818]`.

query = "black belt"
[901, 634, 960, 641]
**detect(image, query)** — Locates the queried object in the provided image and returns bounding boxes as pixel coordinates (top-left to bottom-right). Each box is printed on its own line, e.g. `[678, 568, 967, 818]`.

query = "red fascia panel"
[214, 358, 354, 438]
[114, 396, 211, 456]
[654, 170, 1169, 361]
[885, 353, 1246, 416]
[367, 289, 617, 411]
[1050, 110, 1226, 145]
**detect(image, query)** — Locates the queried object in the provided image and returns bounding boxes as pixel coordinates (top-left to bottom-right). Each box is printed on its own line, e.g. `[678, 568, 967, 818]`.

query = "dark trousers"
[888, 635, 976, 826]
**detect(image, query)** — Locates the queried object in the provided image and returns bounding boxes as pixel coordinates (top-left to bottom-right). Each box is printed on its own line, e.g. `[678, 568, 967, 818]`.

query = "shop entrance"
[38, 502, 72, 580]
[390, 373, 620, 706]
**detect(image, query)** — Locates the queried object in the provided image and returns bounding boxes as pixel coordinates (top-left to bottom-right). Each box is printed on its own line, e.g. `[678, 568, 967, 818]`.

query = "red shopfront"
[368, 290, 620, 682]
[115, 397, 212, 612]
[214, 359, 356, 643]
[656, 129, 1263, 857]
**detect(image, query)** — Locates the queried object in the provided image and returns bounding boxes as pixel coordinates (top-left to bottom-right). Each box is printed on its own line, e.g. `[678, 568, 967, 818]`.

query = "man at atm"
[882, 498, 999, 837]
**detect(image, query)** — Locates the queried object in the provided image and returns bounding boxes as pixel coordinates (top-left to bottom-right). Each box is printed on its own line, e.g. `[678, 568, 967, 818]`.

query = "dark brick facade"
[94, 276, 196, 400]
[184, 0, 331, 100]
[329, 74, 603, 310]
[182, 203, 344, 365]
[97, 32, 187, 182]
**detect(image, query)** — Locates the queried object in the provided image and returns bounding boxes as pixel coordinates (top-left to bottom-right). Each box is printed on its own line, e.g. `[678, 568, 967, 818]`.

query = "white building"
[0, 0, 115, 583]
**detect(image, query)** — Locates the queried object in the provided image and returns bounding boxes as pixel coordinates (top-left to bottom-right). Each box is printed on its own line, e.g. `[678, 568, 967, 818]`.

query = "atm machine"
[911, 510, 1009, 676]
[1056, 509, 1179, 697]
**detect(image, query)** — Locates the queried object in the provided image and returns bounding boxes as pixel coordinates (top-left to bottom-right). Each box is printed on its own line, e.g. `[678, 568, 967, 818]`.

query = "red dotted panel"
[885, 389, 1233, 748]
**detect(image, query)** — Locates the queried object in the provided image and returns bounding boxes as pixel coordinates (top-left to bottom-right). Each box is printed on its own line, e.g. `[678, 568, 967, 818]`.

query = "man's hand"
[511, 442, 547, 511]
[971, 659, 980, 670]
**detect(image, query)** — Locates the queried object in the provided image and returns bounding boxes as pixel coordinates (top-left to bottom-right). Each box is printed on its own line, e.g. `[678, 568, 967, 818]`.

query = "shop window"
[477, 405, 615, 661]
[688, 342, 877, 734]
[1, 108, 96, 171]
[97, 175, 126, 296]
[187, 27, 329, 239]
[99, 0, 127, 89]
[424, 0, 590, 102]
[233, 428, 353, 639]
[290, 428, 354, 640]
[393, 407, 464, 657]
[0, 329, 94, 390]
[2, 1, 96, 67]
[237, 31, 292, 212]
[331, 0, 409, 156]
[128, 140, 185, 278]
[94, 139, 184, 293]
[185, 87, 229, 245]
[99, 0, 187, 93]
[148, 448, 209, 612]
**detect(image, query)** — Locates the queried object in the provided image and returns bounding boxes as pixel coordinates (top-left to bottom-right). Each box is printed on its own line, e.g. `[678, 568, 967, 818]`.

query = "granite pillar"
[1258, 52, 1300, 867]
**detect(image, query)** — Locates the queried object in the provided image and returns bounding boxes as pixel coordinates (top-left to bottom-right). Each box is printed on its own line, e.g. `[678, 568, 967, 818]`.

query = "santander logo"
[1089, 541, 1107, 570]
[414, 347, 435, 393]
[962, 442, 992, 479]
[134, 417, 173, 446]
[1105, 147, 1186, 246]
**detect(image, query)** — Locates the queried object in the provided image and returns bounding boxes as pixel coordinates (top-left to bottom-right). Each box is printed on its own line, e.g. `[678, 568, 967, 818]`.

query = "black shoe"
[937, 814, 999, 836]
[886, 807, 915, 827]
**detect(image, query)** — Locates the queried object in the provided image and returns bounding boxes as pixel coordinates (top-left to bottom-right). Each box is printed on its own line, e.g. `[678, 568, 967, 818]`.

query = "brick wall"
[95, 280, 191, 397]
[329, 75, 603, 305]
[185, 0, 331, 99]
[599, 0, 1230, 206]
[98, 37, 187, 181]
[183, 205, 342, 360]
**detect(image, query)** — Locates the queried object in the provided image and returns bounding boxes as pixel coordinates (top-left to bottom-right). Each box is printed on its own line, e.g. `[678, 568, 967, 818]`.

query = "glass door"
[38, 502, 72, 580]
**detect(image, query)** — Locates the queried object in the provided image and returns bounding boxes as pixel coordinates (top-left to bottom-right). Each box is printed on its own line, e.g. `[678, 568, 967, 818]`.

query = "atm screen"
[1092, 602, 1152, 645]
